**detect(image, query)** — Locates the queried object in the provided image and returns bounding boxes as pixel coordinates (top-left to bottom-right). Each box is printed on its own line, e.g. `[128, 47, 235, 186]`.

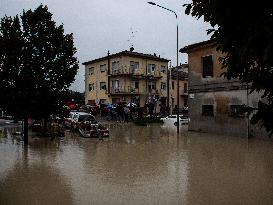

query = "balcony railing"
[110, 86, 141, 94]
[181, 92, 188, 96]
[144, 71, 163, 78]
[147, 89, 159, 95]
[111, 67, 143, 76]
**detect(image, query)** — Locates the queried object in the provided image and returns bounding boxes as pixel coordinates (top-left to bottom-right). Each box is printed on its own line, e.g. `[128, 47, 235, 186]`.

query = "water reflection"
[0, 124, 273, 205]
[0, 145, 74, 205]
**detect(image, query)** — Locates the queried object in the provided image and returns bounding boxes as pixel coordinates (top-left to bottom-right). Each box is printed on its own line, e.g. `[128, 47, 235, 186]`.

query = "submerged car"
[78, 118, 109, 138]
[160, 115, 189, 126]
[65, 112, 96, 130]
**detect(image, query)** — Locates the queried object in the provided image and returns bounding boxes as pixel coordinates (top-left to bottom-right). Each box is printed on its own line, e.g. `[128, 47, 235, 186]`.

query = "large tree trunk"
[23, 117, 28, 144]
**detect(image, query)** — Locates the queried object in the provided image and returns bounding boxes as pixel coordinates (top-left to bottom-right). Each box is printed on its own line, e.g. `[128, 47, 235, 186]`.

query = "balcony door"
[112, 80, 120, 92]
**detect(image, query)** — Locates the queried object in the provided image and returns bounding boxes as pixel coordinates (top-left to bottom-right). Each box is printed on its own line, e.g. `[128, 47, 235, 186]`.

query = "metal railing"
[110, 86, 140, 94]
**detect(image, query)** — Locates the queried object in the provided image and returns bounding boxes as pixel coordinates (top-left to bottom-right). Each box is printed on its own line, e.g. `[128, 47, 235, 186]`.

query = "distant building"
[83, 47, 169, 110]
[168, 64, 188, 112]
[180, 39, 268, 137]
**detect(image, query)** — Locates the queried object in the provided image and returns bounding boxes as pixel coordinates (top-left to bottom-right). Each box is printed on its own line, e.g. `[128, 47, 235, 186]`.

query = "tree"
[0, 5, 79, 143]
[65, 90, 85, 105]
[184, 1, 273, 135]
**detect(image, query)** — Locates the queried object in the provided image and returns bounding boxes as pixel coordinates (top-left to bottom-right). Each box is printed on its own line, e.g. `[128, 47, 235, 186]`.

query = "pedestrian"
[124, 106, 130, 123]
[148, 102, 154, 118]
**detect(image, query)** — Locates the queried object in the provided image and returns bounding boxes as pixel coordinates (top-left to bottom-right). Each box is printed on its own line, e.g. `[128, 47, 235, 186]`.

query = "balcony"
[110, 86, 141, 95]
[148, 89, 160, 95]
[110, 67, 143, 77]
[143, 71, 163, 79]
[181, 92, 188, 96]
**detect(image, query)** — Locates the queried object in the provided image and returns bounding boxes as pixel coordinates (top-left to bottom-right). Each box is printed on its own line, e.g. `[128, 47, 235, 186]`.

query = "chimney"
[130, 46, 134, 52]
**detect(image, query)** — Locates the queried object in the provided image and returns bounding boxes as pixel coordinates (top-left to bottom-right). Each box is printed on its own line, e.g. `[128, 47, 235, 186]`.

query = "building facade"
[83, 48, 169, 110]
[180, 40, 268, 138]
[168, 64, 189, 113]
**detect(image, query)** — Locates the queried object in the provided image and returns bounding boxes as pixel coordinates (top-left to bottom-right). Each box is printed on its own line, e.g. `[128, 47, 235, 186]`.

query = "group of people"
[100, 103, 132, 122]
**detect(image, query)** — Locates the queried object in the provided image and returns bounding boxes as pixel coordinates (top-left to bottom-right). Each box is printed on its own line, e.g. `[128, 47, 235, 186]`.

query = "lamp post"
[148, 1, 180, 133]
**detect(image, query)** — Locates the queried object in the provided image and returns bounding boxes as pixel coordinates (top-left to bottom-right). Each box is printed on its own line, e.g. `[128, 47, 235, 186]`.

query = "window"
[202, 55, 213, 77]
[130, 61, 139, 74]
[229, 105, 245, 118]
[148, 81, 156, 90]
[112, 80, 119, 89]
[184, 83, 188, 93]
[88, 67, 94, 75]
[184, 99, 188, 107]
[100, 64, 106, 72]
[160, 65, 167, 73]
[161, 82, 166, 90]
[202, 105, 214, 116]
[89, 83, 94, 91]
[131, 80, 139, 89]
[112, 61, 120, 73]
[172, 81, 174, 90]
[147, 64, 156, 74]
[100, 82, 106, 90]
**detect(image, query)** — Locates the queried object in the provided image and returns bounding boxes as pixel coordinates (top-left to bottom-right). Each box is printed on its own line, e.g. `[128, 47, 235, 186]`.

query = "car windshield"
[168, 116, 176, 118]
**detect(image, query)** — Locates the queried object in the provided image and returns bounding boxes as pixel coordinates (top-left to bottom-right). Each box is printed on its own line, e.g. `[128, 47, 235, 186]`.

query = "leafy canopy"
[0, 5, 79, 120]
[184, 1, 273, 134]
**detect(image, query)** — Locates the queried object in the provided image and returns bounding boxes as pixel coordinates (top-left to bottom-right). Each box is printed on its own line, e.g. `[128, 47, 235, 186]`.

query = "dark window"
[184, 99, 188, 107]
[229, 105, 245, 118]
[160, 65, 166, 73]
[130, 61, 139, 74]
[184, 83, 188, 93]
[202, 55, 213, 77]
[100, 64, 106, 72]
[135, 81, 139, 89]
[202, 105, 214, 116]
[172, 81, 174, 90]
[161, 82, 166, 90]
[148, 81, 156, 90]
[89, 83, 94, 91]
[100, 82, 106, 90]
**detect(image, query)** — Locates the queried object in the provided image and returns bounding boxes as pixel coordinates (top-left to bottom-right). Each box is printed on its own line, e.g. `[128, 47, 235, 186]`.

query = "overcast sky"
[1, 0, 211, 92]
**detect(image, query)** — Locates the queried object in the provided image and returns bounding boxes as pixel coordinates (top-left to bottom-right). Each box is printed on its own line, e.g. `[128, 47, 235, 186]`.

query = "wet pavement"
[1, 123, 273, 205]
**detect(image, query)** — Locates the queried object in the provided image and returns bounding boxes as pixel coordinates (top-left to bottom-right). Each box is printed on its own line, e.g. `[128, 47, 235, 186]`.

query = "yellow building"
[83, 47, 169, 109]
[168, 64, 189, 113]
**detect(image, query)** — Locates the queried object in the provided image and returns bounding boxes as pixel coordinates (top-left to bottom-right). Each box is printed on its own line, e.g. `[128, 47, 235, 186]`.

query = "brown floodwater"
[1, 124, 273, 205]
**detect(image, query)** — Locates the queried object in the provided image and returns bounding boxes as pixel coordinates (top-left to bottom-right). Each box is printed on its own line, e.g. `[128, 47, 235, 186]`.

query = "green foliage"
[184, 1, 273, 135]
[65, 90, 85, 105]
[0, 5, 79, 120]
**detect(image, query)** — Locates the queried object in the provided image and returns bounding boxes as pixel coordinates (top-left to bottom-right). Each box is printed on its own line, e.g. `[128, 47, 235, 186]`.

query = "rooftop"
[170, 64, 188, 80]
[179, 39, 216, 53]
[82, 49, 170, 65]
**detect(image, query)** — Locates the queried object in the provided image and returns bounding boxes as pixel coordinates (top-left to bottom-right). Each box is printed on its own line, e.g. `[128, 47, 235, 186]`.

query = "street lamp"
[148, 1, 180, 133]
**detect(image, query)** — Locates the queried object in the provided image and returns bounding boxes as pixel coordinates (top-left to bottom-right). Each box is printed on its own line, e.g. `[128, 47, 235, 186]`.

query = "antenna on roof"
[127, 27, 138, 50]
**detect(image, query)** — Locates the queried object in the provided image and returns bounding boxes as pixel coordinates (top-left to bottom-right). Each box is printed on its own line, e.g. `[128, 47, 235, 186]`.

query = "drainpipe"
[167, 62, 170, 115]
[107, 51, 110, 101]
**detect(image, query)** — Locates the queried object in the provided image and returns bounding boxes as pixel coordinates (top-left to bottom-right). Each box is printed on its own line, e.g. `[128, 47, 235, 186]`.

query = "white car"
[65, 112, 96, 130]
[160, 115, 189, 126]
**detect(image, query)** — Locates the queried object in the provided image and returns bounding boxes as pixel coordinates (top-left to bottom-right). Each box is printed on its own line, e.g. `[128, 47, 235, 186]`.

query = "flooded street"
[1, 124, 273, 205]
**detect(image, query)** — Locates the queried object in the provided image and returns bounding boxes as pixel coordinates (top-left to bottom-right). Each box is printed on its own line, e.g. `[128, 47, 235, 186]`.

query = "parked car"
[64, 111, 78, 128]
[160, 115, 189, 126]
[79, 122, 109, 138]
[65, 112, 96, 130]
